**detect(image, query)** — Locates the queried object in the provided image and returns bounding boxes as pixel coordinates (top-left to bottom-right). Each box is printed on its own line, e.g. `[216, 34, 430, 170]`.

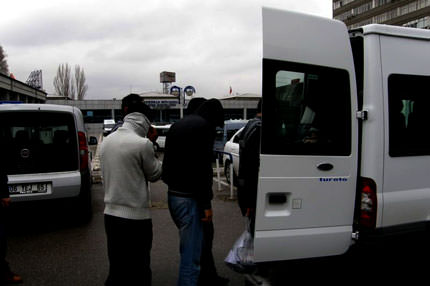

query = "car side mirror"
[88, 136, 98, 146]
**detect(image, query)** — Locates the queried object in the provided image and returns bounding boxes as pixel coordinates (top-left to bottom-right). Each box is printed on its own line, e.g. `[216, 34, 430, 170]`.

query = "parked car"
[152, 124, 171, 151]
[103, 119, 116, 136]
[214, 120, 248, 152]
[0, 104, 96, 221]
[223, 127, 244, 185]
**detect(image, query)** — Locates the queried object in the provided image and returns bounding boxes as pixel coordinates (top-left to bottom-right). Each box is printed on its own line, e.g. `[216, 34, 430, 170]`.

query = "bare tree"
[53, 63, 74, 99]
[0, 45, 9, 76]
[74, 65, 88, 100]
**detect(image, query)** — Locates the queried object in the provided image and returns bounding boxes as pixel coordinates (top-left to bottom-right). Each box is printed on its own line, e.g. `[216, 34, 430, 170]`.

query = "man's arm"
[141, 140, 162, 182]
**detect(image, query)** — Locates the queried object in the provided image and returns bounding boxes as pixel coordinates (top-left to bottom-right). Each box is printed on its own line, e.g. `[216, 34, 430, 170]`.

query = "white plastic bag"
[224, 217, 256, 273]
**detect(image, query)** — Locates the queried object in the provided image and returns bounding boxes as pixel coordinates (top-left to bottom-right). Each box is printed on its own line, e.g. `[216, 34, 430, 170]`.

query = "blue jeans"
[168, 194, 203, 286]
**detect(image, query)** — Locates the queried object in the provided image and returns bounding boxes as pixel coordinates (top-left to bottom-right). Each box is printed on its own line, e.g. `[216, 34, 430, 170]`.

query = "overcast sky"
[0, 0, 332, 100]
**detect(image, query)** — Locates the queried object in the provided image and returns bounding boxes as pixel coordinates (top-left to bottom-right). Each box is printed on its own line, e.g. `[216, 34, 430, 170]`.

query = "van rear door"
[255, 8, 358, 261]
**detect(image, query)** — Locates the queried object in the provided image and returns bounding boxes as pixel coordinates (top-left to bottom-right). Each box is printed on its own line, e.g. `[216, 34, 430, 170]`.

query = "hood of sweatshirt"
[195, 98, 224, 128]
[122, 112, 151, 138]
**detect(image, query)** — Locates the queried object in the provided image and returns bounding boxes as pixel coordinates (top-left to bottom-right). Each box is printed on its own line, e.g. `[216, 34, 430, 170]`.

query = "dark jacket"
[162, 99, 223, 210]
[0, 167, 9, 199]
[237, 117, 261, 216]
[162, 114, 215, 210]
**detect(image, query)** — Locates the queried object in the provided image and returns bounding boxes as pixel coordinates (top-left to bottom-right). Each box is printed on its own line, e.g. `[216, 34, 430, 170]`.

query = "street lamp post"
[170, 85, 196, 119]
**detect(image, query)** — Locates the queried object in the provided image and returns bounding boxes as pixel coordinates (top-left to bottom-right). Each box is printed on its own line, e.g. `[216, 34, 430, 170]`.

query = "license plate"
[8, 183, 52, 195]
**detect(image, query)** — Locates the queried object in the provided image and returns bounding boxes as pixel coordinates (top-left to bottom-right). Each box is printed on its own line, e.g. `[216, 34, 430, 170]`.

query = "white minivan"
[254, 8, 430, 262]
[0, 104, 94, 220]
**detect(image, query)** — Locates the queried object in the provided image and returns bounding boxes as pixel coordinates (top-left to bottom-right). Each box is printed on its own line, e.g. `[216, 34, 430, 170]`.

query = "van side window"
[261, 59, 351, 156]
[388, 74, 430, 157]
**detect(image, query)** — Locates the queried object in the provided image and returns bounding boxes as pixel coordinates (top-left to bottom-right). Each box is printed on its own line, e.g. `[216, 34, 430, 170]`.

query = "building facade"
[0, 73, 47, 103]
[333, 0, 430, 29]
[46, 92, 260, 125]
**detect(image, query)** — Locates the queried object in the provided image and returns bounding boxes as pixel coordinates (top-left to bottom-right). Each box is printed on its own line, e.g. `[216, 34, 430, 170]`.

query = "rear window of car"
[0, 111, 79, 174]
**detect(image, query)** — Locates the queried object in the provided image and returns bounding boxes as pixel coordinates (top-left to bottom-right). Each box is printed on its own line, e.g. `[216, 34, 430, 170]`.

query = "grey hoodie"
[100, 112, 162, 220]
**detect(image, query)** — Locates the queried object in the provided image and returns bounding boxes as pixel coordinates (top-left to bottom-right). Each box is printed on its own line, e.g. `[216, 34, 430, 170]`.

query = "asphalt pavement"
[5, 174, 246, 286]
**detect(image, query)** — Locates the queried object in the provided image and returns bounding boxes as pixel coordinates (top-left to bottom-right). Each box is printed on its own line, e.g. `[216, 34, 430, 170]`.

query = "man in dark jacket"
[184, 98, 229, 286]
[162, 98, 224, 286]
[0, 166, 22, 284]
[237, 99, 262, 233]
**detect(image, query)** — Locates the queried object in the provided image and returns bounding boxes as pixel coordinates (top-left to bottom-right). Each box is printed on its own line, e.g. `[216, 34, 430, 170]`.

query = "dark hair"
[121, 93, 153, 120]
[186, 97, 207, 115]
[196, 98, 224, 128]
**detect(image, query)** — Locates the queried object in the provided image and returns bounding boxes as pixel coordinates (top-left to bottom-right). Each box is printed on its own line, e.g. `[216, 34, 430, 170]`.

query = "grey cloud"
[1, 0, 331, 100]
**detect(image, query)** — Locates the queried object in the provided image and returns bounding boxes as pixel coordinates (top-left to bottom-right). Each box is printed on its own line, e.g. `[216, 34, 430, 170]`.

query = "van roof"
[352, 24, 430, 40]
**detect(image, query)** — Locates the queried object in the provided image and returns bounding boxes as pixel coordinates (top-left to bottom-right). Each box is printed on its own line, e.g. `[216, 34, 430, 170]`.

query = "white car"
[0, 104, 96, 221]
[103, 119, 116, 136]
[223, 127, 244, 185]
[153, 124, 171, 151]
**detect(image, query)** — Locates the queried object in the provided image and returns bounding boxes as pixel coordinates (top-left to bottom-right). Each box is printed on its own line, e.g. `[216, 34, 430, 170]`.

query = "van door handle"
[268, 193, 287, 204]
[317, 163, 333, 171]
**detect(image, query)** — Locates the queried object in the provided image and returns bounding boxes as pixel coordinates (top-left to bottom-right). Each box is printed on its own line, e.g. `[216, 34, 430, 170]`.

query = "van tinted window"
[262, 59, 351, 156]
[388, 74, 430, 157]
[0, 111, 79, 174]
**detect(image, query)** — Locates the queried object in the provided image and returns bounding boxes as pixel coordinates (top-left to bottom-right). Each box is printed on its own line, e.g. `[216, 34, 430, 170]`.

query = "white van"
[0, 104, 95, 220]
[254, 8, 430, 262]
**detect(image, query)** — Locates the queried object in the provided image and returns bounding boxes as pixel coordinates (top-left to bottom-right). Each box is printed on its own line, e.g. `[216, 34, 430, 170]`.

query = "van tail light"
[359, 177, 377, 229]
[78, 132, 89, 171]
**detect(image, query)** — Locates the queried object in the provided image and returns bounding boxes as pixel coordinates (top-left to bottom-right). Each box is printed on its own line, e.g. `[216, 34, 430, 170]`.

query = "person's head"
[195, 98, 224, 128]
[185, 97, 207, 115]
[121, 93, 153, 120]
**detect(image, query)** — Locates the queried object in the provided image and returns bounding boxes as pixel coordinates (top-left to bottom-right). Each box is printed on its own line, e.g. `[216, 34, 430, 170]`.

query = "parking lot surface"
[6, 179, 246, 286]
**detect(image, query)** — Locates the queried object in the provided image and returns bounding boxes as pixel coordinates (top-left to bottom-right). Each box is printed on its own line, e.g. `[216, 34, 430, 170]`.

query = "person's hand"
[245, 208, 255, 217]
[147, 126, 158, 143]
[1, 198, 11, 208]
[201, 209, 213, 222]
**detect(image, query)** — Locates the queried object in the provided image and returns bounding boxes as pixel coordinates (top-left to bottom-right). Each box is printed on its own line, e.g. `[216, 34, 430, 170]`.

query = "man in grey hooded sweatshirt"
[100, 109, 162, 286]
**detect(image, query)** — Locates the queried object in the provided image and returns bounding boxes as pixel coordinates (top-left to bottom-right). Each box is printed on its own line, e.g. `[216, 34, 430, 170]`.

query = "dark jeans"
[199, 221, 217, 280]
[168, 195, 203, 286]
[104, 215, 152, 286]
